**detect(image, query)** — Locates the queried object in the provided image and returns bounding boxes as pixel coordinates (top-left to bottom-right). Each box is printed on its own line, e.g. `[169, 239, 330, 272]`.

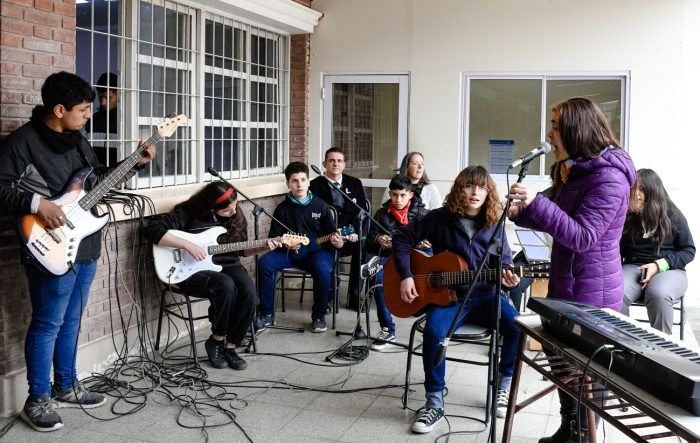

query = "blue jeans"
[422, 293, 520, 400]
[24, 261, 97, 397]
[372, 257, 395, 334]
[257, 249, 335, 320]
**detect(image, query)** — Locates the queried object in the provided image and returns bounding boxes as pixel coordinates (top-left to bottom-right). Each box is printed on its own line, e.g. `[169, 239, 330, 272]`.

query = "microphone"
[510, 142, 552, 168]
[310, 164, 323, 176]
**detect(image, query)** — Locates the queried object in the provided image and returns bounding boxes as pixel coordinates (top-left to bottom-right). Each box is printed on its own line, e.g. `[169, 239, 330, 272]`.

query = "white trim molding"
[196, 0, 322, 34]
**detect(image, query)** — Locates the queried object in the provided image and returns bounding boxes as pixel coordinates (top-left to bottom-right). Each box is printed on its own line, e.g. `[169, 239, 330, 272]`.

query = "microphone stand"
[207, 167, 304, 333]
[309, 165, 391, 341]
[433, 162, 529, 441]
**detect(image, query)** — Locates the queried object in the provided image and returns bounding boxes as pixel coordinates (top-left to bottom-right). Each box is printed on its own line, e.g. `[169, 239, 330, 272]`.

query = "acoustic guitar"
[383, 249, 550, 318]
[19, 114, 188, 275]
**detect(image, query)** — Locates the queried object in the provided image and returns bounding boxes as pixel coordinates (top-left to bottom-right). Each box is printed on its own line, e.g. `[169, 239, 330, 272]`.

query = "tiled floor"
[1, 289, 697, 443]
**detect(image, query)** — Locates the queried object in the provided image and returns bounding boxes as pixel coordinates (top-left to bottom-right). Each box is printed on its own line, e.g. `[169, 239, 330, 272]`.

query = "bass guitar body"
[19, 167, 109, 276]
[383, 250, 464, 318]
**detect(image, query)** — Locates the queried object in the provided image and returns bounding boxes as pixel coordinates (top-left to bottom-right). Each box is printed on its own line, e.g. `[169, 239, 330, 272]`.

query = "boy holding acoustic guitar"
[389, 165, 521, 433]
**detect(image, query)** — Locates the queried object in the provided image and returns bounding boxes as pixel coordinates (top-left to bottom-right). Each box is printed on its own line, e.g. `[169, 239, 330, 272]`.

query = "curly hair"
[175, 181, 246, 242]
[444, 165, 500, 227]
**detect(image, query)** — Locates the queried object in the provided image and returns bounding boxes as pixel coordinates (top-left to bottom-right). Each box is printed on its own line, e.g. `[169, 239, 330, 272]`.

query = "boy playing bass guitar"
[0, 72, 156, 432]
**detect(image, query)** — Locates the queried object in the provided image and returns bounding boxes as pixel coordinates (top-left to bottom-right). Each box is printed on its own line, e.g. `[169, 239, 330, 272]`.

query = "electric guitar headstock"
[280, 233, 310, 248]
[156, 114, 188, 138]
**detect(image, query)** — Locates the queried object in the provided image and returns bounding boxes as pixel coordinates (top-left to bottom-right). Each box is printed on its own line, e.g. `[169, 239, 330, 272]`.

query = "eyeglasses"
[409, 161, 425, 166]
[464, 184, 489, 194]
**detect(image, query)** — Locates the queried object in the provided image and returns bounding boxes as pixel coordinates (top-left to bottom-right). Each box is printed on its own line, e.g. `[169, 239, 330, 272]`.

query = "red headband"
[215, 187, 234, 205]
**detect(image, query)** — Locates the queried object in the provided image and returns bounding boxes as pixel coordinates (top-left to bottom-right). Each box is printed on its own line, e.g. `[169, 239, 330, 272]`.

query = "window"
[462, 74, 629, 178]
[76, 0, 289, 189]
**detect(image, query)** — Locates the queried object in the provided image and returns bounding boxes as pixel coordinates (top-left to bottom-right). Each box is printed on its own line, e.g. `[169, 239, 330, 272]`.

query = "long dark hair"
[175, 182, 246, 242]
[444, 165, 500, 228]
[551, 98, 622, 190]
[625, 168, 676, 249]
[399, 152, 431, 185]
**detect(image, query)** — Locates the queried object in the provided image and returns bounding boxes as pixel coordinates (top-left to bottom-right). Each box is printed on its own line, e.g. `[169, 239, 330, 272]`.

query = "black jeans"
[178, 263, 257, 345]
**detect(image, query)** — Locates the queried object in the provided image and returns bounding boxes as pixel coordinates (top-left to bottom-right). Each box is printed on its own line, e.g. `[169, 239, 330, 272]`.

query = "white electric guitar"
[19, 114, 188, 275]
[153, 227, 309, 283]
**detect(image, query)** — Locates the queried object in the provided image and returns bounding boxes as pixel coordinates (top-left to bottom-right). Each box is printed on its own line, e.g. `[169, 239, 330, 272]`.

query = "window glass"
[466, 76, 626, 177]
[76, 0, 289, 187]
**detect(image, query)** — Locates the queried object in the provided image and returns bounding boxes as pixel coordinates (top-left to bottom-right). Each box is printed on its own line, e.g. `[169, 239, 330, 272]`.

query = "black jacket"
[0, 118, 137, 263]
[309, 173, 368, 229]
[270, 194, 337, 257]
[365, 195, 427, 257]
[621, 208, 695, 270]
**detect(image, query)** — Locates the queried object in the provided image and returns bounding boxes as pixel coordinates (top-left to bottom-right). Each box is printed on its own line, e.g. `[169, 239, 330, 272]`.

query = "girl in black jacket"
[146, 182, 276, 370]
[620, 168, 695, 334]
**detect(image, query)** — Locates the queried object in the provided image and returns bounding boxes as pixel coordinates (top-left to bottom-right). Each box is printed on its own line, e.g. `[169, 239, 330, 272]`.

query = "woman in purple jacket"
[508, 98, 636, 443]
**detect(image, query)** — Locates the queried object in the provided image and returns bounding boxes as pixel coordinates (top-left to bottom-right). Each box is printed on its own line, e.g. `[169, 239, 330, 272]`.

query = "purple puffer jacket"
[515, 148, 636, 310]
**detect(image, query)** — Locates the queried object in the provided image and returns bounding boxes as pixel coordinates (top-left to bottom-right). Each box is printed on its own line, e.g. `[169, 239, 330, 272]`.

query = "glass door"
[321, 74, 409, 208]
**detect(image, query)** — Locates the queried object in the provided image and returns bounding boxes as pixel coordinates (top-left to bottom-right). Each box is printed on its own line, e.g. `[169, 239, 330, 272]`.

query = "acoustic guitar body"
[383, 250, 466, 318]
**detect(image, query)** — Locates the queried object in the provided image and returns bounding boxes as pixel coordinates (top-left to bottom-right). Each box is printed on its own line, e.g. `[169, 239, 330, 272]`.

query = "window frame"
[460, 72, 631, 179]
[77, 0, 292, 190]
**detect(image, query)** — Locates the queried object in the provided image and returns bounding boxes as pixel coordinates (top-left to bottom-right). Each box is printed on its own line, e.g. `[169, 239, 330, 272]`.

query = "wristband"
[654, 258, 670, 272]
[31, 194, 41, 214]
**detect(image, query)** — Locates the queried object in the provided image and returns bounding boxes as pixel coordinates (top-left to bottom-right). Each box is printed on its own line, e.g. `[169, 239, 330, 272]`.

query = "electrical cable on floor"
[46, 190, 424, 442]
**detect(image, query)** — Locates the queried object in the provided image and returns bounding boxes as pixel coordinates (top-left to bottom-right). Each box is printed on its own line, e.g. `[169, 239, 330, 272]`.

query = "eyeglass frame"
[464, 183, 489, 194]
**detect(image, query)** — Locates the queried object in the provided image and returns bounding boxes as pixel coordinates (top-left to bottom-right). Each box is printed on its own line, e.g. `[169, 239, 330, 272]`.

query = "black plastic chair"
[403, 313, 497, 424]
[154, 284, 257, 367]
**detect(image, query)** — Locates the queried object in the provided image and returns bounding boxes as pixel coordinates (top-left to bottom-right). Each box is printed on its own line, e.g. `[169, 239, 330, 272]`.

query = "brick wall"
[289, 33, 310, 163]
[0, 0, 75, 137]
[0, 0, 313, 379]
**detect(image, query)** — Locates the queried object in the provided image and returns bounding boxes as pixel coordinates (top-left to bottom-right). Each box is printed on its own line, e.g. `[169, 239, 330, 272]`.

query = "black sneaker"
[52, 381, 106, 409]
[411, 407, 445, 434]
[311, 318, 327, 333]
[223, 348, 248, 370]
[204, 336, 227, 369]
[254, 314, 272, 332]
[370, 327, 396, 351]
[496, 388, 510, 418]
[19, 394, 63, 432]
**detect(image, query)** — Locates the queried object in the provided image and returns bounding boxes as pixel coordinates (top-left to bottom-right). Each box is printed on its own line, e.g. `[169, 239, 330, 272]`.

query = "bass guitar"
[19, 114, 188, 275]
[154, 227, 309, 283]
[383, 249, 549, 318]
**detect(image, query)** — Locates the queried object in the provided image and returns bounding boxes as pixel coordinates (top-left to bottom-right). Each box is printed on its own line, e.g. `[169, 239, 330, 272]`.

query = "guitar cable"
[577, 344, 617, 443]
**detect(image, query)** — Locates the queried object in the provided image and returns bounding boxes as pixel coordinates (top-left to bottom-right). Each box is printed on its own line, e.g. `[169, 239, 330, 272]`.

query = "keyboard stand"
[502, 315, 700, 443]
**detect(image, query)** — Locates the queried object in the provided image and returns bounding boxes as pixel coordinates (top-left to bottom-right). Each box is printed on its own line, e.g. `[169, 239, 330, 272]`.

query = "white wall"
[308, 0, 700, 303]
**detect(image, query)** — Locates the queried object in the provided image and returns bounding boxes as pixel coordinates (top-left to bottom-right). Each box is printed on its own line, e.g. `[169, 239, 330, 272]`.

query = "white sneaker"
[496, 388, 509, 418]
[370, 327, 396, 351]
